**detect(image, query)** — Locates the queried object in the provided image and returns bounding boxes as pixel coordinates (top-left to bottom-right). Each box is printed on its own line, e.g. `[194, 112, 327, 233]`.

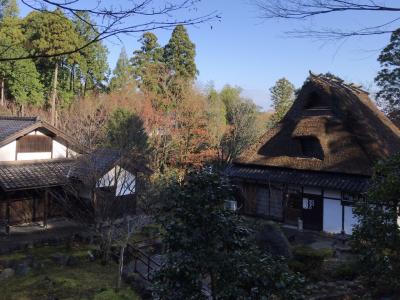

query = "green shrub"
[94, 288, 140, 300]
[290, 246, 333, 279]
[333, 261, 360, 280]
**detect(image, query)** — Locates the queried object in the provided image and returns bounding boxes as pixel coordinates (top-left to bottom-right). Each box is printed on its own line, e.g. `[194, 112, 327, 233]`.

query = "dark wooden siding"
[17, 135, 52, 153]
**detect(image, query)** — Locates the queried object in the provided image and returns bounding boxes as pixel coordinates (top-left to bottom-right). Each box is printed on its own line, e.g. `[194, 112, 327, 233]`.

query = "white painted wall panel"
[53, 140, 67, 158]
[116, 167, 136, 196]
[0, 141, 16, 161]
[17, 152, 51, 160]
[97, 168, 116, 187]
[323, 198, 342, 233]
[324, 189, 341, 199]
[344, 206, 357, 234]
[304, 186, 322, 195]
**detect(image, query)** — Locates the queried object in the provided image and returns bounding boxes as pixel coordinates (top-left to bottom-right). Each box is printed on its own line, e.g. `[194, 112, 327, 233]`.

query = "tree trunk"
[116, 245, 125, 291]
[51, 63, 59, 126]
[0, 78, 4, 107]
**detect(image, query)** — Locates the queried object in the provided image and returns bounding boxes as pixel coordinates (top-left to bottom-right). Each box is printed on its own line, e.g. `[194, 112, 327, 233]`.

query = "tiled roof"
[0, 116, 39, 142]
[0, 159, 74, 191]
[68, 148, 121, 183]
[226, 165, 371, 193]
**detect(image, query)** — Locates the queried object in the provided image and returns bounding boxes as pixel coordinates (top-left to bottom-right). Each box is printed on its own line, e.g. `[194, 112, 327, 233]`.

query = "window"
[303, 198, 315, 209]
[297, 136, 324, 159]
[17, 135, 52, 153]
[225, 200, 237, 211]
[305, 92, 327, 109]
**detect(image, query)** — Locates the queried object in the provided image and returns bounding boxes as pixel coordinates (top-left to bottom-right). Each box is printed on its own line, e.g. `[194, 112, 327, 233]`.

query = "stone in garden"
[255, 222, 293, 258]
[15, 261, 30, 276]
[0, 268, 15, 280]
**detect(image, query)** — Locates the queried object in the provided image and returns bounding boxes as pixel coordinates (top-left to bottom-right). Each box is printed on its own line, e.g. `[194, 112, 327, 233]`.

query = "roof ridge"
[309, 71, 369, 95]
[0, 115, 40, 121]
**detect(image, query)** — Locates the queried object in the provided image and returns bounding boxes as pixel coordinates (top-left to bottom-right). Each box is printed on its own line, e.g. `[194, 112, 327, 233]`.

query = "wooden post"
[43, 189, 48, 228]
[32, 195, 36, 223]
[6, 198, 10, 236]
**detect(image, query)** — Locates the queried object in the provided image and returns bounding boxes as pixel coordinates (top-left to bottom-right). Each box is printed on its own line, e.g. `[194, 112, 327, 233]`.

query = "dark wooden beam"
[43, 189, 48, 228]
[6, 197, 10, 235]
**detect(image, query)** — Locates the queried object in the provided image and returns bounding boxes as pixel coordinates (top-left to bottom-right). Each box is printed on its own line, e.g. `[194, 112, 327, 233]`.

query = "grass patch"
[0, 244, 141, 300]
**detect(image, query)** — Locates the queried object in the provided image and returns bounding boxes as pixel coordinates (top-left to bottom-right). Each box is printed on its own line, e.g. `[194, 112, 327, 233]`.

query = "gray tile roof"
[68, 148, 120, 183]
[0, 159, 74, 191]
[0, 116, 39, 142]
[226, 165, 371, 193]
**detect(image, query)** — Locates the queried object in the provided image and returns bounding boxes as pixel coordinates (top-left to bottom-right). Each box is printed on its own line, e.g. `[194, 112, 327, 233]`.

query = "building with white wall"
[0, 116, 149, 234]
[228, 73, 400, 234]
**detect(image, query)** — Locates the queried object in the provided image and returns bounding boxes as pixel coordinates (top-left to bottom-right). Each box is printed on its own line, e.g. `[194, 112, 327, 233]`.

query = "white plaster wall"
[303, 186, 322, 195]
[344, 206, 357, 234]
[53, 140, 67, 158]
[116, 166, 136, 196]
[17, 152, 52, 160]
[323, 198, 342, 233]
[0, 141, 16, 161]
[67, 148, 78, 158]
[324, 189, 341, 199]
[96, 166, 136, 196]
[97, 168, 116, 188]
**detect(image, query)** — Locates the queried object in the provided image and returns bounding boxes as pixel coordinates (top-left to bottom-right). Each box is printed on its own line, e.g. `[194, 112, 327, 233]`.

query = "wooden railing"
[126, 242, 161, 281]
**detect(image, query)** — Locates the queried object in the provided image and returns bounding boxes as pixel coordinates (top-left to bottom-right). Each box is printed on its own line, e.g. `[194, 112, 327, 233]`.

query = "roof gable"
[235, 73, 400, 176]
[0, 116, 81, 153]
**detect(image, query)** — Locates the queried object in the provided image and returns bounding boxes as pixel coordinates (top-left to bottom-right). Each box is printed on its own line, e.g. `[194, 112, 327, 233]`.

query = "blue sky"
[19, 0, 396, 111]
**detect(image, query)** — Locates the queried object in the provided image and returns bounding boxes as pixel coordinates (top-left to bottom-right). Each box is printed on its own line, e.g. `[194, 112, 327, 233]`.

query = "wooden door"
[285, 192, 302, 226]
[302, 194, 323, 231]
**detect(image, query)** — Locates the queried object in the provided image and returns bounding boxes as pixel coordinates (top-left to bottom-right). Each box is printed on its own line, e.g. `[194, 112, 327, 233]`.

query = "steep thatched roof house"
[227, 73, 400, 234]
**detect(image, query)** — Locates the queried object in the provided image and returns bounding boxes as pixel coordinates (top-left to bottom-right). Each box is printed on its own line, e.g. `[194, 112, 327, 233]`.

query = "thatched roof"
[235, 73, 400, 176]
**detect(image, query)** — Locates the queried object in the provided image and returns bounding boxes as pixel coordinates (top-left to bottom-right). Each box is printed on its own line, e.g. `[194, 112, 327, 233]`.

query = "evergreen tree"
[110, 47, 132, 91]
[24, 9, 83, 125]
[131, 32, 164, 95]
[352, 155, 400, 295]
[375, 29, 400, 116]
[106, 108, 148, 154]
[73, 12, 109, 96]
[153, 170, 303, 299]
[0, 2, 44, 111]
[163, 25, 197, 82]
[269, 77, 295, 127]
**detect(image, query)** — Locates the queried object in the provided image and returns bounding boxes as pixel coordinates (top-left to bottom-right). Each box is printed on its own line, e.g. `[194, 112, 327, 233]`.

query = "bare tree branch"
[254, 0, 400, 39]
[0, 0, 219, 61]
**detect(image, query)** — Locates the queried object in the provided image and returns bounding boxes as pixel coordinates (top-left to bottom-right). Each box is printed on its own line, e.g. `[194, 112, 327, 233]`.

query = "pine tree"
[163, 25, 198, 82]
[269, 78, 295, 127]
[109, 47, 132, 91]
[375, 29, 400, 117]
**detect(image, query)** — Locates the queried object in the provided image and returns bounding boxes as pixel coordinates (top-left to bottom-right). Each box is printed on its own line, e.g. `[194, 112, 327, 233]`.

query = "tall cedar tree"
[131, 32, 165, 97]
[110, 47, 132, 91]
[164, 25, 198, 81]
[269, 77, 295, 127]
[73, 12, 109, 96]
[24, 9, 83, 125]
[153, 170, 304, 299]
[352, 155, 400, 295]
[0, 1, 44, 111]
[375, 28, 400, 118]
